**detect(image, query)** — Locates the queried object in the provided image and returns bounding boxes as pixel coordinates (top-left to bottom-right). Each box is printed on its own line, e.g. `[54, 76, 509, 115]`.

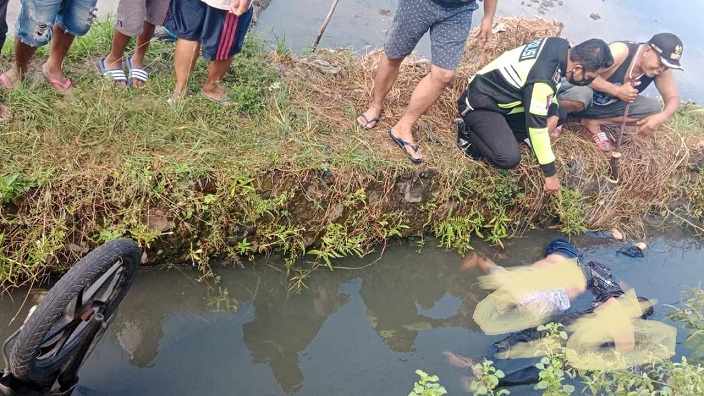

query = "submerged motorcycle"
[1, 239, 141, 395]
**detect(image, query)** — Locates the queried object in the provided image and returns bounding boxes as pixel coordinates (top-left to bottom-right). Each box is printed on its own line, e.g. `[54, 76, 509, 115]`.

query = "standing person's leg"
[357, 0, 433, 129]
[0, 0, 9, 52]
[43, 0, 98, 92]
[0, 0, 63, 89]
[390, 3, 475, 161]
[98, 0, 146, 85]
[200, 6, 254, 102]
[164, 0, 206, 99]
[128, 0, 171, 87]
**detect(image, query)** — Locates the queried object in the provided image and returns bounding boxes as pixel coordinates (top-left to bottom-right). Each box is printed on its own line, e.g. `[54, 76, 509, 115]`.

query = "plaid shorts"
[384, 0, 477, 70]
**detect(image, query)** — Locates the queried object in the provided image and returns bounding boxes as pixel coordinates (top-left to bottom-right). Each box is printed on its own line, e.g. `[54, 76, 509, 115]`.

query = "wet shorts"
[16, 0, 98, 47]
[115, 0, 171, 37]
[558, 80, 662, 120]
[385, 0, 477, 70]
[165, 0, 253, 61]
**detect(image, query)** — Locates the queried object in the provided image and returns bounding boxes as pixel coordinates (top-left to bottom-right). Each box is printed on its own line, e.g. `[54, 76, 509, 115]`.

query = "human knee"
[58, 0, 98, 37]
[431, 67, 455, 85]
[16, 2, 55, 47]
[558, 85, 593, 113]
[494, 151, 521, 169]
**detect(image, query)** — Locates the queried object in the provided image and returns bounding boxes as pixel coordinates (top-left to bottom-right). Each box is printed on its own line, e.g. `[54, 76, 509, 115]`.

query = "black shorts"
[165, 0, 253, 61]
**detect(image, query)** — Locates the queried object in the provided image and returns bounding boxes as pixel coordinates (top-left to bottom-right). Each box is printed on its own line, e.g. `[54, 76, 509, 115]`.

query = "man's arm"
[654, 69, 680, 119]
[637, 70, 680, 134]
[477, 0, 498, 44]
[523, 82, 559, 192]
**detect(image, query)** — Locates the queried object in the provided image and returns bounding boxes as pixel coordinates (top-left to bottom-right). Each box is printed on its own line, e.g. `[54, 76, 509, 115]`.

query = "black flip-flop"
[357, 113, 381, 129]
[388, 129, 423, 164]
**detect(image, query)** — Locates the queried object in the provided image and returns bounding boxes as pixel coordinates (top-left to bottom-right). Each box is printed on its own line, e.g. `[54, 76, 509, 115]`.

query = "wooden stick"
[608, 46, 641, 184]
[312, 0, 341, 52]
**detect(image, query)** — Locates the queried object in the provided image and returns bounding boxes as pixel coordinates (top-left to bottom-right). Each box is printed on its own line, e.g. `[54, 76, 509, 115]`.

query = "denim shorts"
[16, 0, 98, 48]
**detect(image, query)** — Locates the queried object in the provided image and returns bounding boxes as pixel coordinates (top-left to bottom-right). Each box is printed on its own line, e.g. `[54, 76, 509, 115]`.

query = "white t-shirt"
[201, 0, 253, 12]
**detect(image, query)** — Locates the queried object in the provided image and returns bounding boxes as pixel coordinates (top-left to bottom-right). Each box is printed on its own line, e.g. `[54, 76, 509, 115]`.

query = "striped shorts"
[165, 0, 253, 61]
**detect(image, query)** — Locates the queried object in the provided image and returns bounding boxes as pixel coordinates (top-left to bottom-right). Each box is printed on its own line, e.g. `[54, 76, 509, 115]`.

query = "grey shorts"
[384, 0, 477, 70]
[558, 80, 662, 119]
[115, 0, 170, 37]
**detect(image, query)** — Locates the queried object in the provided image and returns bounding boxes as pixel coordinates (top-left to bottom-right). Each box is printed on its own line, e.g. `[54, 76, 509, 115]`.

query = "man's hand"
[547, 115, 560, 138]
[636, 113, 666, 135]
[229, 0, 241, 14]
[477, 16, 493, 46]
[614, 83, 639, 103]
[544, 175, 560, 193]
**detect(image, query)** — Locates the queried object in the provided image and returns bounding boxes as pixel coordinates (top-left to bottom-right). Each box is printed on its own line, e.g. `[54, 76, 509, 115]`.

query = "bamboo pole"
[312, 0, 341, 52]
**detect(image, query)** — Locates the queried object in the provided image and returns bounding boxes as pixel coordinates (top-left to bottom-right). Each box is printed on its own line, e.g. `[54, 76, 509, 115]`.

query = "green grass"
[0, 20, 703, 289]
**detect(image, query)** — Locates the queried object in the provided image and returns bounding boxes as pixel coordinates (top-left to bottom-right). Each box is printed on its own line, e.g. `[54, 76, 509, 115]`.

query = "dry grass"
[284, 17, 698, 236]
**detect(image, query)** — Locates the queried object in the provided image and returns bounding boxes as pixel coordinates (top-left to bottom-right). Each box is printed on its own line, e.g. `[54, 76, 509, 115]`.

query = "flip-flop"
[388, 128, 423, 164]
[96, 57, 127, 85]
[0, 73, 17, 90]
[357, 113, 381, 129]
[125, 57, 149, 87]
[41, 64, 72, 94]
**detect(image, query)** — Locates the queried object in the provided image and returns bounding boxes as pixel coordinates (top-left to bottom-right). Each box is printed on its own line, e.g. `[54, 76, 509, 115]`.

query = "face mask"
[568, 68, 595, 86]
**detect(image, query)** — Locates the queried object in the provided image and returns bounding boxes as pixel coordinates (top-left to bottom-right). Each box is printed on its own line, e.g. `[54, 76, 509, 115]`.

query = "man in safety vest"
[456, 38, 614, 193]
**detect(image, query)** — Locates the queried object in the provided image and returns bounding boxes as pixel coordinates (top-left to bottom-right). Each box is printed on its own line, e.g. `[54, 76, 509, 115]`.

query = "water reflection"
[2, 229, 703, 395]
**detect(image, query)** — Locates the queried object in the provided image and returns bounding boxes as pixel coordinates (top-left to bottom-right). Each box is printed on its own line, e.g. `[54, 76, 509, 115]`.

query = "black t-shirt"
[430, 0, 477, 8]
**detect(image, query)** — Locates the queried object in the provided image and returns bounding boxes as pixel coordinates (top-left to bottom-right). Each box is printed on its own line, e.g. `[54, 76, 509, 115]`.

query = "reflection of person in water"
[242, 281, 348, 394]
[358, 251, 481, 353]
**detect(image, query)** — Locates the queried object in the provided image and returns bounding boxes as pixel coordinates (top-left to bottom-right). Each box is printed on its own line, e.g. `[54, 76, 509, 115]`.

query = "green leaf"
[495, 370, 505, 379]
[535, 381, 548, 390]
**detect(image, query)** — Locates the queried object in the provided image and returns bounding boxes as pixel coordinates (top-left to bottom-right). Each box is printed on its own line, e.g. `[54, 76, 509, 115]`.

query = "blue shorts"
[16, 0, 97, 47]
[165, 0, 253, 61]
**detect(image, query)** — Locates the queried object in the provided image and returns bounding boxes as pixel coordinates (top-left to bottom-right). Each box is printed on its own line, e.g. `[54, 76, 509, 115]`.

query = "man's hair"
[570, 39, 614, 71]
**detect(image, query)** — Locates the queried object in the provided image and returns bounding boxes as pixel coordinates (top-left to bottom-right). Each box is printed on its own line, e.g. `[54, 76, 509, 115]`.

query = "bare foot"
[0, 104, 10, 122]
[461, 253, 496, 273]
[0, 68, 21, 90]
[357, 106, 383, 129]
[444, 351, 475, 369]
[202, 81, 227, 102]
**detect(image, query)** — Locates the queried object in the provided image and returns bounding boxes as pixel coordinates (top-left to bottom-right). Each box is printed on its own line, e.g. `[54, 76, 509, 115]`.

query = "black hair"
[570, 39, 614, 71]
[637, 296, 655, 319]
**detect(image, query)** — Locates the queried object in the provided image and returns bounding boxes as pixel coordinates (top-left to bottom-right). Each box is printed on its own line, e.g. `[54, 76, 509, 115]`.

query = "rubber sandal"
[96, 57, 127, 85]
[357, 113, 381, 129]
[125, 57, 148, 87]
[388, 128, 423, 164]
[41, 64, 72, 94]
[592, 131, 615, 152]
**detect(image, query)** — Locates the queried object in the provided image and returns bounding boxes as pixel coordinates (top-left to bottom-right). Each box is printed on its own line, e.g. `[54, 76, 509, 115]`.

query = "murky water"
[1, 229, 702, 395]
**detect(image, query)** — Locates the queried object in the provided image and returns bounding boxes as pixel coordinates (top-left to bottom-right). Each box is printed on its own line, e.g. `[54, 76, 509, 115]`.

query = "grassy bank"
[1, 18, 703, 290]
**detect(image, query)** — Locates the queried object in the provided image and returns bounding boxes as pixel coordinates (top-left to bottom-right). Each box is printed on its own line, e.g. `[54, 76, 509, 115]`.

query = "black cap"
[648, 33, 684, 70]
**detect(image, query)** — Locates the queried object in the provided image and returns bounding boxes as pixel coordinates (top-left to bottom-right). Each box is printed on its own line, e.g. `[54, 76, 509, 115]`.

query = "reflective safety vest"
[463, 37, 569, 176]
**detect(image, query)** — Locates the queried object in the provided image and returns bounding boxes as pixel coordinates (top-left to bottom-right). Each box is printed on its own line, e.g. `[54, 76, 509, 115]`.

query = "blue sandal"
[388, 129, 423, 164]
[125, 57, 149, 87]
[96, 57, 127, 85]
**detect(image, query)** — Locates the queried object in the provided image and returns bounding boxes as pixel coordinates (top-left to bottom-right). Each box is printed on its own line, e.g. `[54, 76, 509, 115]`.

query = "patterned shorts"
[384, 0, 477, 70]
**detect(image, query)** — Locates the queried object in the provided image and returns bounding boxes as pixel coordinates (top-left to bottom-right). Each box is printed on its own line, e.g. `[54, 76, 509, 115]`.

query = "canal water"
[1, 229, 702, 395]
